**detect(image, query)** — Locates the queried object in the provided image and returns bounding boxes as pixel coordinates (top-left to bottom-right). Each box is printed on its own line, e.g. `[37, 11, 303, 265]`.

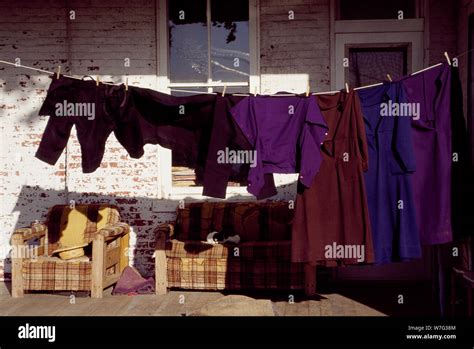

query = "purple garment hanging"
[230, 94, 328, 199]
[402, 63, 453, 245]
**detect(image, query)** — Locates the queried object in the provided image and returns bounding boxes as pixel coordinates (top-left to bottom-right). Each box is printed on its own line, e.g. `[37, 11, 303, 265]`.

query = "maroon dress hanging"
[291, 91, 374, 265]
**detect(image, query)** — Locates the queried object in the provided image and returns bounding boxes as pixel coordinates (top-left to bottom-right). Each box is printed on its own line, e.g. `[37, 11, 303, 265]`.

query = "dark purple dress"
[402, 63, 453, 245]
[230, 94, 328, 199]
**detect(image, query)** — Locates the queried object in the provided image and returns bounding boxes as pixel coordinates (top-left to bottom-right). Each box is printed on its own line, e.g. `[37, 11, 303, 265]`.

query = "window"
[157, 0, 259, 198]
[331, 0, 424, 90]
[168, 0, 250, 93]
[337, 0, 417, 20]
[348, 46, 408, 86]
[168, 0, 208, 83]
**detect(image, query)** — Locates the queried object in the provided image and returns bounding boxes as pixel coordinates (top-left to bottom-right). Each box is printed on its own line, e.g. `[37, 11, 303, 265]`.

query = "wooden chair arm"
[12, 223, 47, 244]
[97, 222, 130, 241]
[155, 222, 175, 242]
[154, 222, 173, 295]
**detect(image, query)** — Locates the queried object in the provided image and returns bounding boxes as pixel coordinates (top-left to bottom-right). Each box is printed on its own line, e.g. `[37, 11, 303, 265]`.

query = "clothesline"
[0, 54, 453, 96]
[0, 60, 120, 87]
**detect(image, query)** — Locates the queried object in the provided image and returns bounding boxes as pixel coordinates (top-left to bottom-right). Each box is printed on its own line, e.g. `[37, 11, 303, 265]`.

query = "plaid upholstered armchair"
[155, 202, 316, 295]
[11, 204, 130, 298]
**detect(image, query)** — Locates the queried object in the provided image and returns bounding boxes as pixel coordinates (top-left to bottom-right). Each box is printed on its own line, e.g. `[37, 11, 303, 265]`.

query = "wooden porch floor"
[0, 282, 387, 316]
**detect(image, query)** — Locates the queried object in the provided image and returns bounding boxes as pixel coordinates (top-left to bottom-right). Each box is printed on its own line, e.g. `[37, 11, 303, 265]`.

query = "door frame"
[332, 20, 424, 90]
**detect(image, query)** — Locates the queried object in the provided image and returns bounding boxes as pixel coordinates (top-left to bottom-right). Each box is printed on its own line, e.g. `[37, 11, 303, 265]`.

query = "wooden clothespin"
[386, 74, 393, 82]
[253, 87, 257, 97]
[222, 84, 227, 97]
[96, 76, 100, 87]
[125, 77, 128, 91]
[306, 82, 310, 97]
[444, 51, 451, 65]
[56, 65, 61, 79]
[345, 82, 349, 93]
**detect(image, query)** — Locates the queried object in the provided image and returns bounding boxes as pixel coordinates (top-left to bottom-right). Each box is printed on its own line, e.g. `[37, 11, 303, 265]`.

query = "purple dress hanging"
[402, 63, 453, 245]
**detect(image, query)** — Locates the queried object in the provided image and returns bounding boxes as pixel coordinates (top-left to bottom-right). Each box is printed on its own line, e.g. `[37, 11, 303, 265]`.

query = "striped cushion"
[174, 202, 292, 242]
[46, 204, 121, 255]
[22, 259, 92, 291]
[166, 258, 304, 291]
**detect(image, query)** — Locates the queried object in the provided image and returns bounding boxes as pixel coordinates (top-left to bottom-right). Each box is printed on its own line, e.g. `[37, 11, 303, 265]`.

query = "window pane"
[339, 0, 416, 20]
[211, 0, 249, 82]
[349, 47, 407, 87]
[169, 0, 208, 83]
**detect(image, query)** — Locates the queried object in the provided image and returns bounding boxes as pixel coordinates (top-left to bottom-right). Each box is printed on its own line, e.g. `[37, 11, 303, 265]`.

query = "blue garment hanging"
[357, 81, 421, 264]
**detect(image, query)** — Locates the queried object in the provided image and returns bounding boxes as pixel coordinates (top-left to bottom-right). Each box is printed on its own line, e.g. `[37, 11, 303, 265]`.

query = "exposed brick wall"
[0, 0, 69, 279]
[0, 0, 161, 279]
[0, 0, 302, 281]
[0, 0, 469, 282]
[65, 1, 160, 278]
[259, 0, 330, 93]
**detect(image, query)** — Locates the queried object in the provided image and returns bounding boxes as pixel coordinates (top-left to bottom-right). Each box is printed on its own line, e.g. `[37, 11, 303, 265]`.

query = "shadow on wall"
[5, 184, 293, 279]
[7, 185, 169, 278]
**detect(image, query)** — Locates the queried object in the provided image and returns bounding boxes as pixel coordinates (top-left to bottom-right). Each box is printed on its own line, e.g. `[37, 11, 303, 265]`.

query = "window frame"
[334, 0, 422, 21]
[330, 0, 425, 90]
[156, 0, 260, 200]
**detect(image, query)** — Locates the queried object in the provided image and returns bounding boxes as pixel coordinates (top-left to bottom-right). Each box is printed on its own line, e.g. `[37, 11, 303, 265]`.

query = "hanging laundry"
[116, 86, 216, 183]
[229, 93, 328, 199]
[291, 91, 374, 265]
[357, 82, 421, 264]
[202, 94, 251, 198]
[402, 63, 453, 245]
[35, 76, 125, 173]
